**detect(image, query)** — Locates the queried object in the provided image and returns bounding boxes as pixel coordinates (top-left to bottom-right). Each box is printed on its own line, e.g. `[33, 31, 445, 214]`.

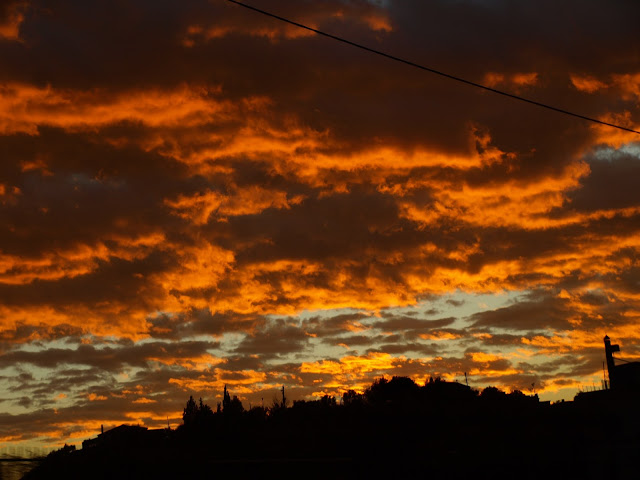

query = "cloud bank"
[1, 0, 639, 448]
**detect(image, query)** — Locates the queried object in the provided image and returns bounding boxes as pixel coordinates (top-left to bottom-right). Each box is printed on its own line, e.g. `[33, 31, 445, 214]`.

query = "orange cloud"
[147, 354, 223, 371]
[0, 183, 21, 205]
[407, 160, 590, 230]
[570, 74, 607, 93]
[169, 369, 269, 394]
[153, 242, 235, 310]
[19, 156, 53, 176]
[511, 72, 539, 87]
[0, 83, 232, 135]
[612, 73, 640, 100]
[300, 352, 405, 394]
[590, 111, 639, 148]
[0, 304, 149, 340]
[0, 232, 165, 285]
[181, 3, 391, 46]
[132, 397, 156, 404]
[484, 72, 539, 88]
[301, 352, 399, 376]
[165, 186, 304, 224]
[419, 331, 461, 341]
[0, 1, 25, 41]
[3, 0, 640, 455]
[87, 393, 107, 401]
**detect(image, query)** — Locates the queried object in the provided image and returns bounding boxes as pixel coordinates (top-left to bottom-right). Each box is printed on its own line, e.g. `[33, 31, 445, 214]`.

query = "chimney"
[604, 335, 620, 390]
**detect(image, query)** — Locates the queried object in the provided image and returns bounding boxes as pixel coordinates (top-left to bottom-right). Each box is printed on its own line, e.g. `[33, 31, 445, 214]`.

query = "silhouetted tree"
[219, 385, 244, 416]
[481, 386, 507, 402]
[183, 395, 198, 426]
[222, 385, 231, 410]
[246, 405, 268, 422]
[182, 395, 215, 427]
[270, 395, 284, 413]
[198, 397, 214, 420]
[365, 376, 420, 407]
[319, 394, 336, 408]
[225, 395, 244, 416]
[342, 389, 364, 406]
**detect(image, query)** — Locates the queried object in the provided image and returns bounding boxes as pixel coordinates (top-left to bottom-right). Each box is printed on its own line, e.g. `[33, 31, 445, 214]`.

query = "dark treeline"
[25, 377, 640, 479]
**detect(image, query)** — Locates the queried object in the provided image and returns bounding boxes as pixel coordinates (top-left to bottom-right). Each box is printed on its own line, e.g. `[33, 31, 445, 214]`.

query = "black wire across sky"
[227, 0, 640, 135]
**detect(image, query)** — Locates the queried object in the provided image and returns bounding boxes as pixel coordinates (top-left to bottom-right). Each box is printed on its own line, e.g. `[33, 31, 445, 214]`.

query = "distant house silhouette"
[604, 335, 640, 392]
[81, 424, 165, 450]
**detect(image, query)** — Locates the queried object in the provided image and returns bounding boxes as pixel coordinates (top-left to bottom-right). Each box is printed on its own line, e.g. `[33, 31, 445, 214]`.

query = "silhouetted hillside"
[24, 377, 640, 479]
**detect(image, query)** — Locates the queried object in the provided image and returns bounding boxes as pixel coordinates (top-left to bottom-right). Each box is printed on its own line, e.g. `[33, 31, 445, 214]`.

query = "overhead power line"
[226, 0, 640, 135]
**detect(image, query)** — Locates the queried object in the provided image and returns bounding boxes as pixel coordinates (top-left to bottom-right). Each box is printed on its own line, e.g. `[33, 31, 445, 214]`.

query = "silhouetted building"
[604, 335, 640, 392]
[81, 424, 165, 450]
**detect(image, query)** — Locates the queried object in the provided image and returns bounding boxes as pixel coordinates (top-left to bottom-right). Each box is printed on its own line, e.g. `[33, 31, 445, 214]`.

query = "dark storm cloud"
[471, 333, 526, 347]
[446, 299, 465, 307]
[234, 318, 310, 357]
[0, 255, 169, 310]
[227, 186, 406, 263]
[569, 150, 640, 212]
[219, 354, 266, 372]
[372, 315, 456, 332]
[148, 308, 265, 339]
[366, 342, 439, 356]
[302, 312, 371, 336]
[1, 0, 630, 160]
[0, 0, 391, 97]
[320, 333, 399, 347]
[0, 340, 218, 370]
[0, 129, 196, 256]
[469, 291, 572, 331]
[0, 323, 83, 345]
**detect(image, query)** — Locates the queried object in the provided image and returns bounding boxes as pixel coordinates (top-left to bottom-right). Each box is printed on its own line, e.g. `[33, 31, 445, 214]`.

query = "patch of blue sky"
[592, 143, 640, 162]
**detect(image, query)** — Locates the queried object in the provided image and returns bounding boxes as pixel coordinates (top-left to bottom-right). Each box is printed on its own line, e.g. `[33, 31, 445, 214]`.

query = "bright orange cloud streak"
[0, 232, 165, 285]
[0, 83, 234, 135]
[570, 74, 607, 93]
[181, 3, 391, 46]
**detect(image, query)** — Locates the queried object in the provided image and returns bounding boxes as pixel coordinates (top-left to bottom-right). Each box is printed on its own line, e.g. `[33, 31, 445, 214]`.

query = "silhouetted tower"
[281, 386, 286, 407]
[604, 335, 620, 390]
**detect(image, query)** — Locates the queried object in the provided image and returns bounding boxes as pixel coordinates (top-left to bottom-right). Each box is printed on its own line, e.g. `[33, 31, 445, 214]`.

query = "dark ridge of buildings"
[572, 336, 640, 413]
[604, 335, 640, 392]
[25, 340, 640, 480]
[81, 424, 169, 451]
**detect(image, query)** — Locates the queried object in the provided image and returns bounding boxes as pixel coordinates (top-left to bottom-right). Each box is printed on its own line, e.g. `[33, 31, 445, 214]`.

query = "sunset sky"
[1, 0, 640, 451]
